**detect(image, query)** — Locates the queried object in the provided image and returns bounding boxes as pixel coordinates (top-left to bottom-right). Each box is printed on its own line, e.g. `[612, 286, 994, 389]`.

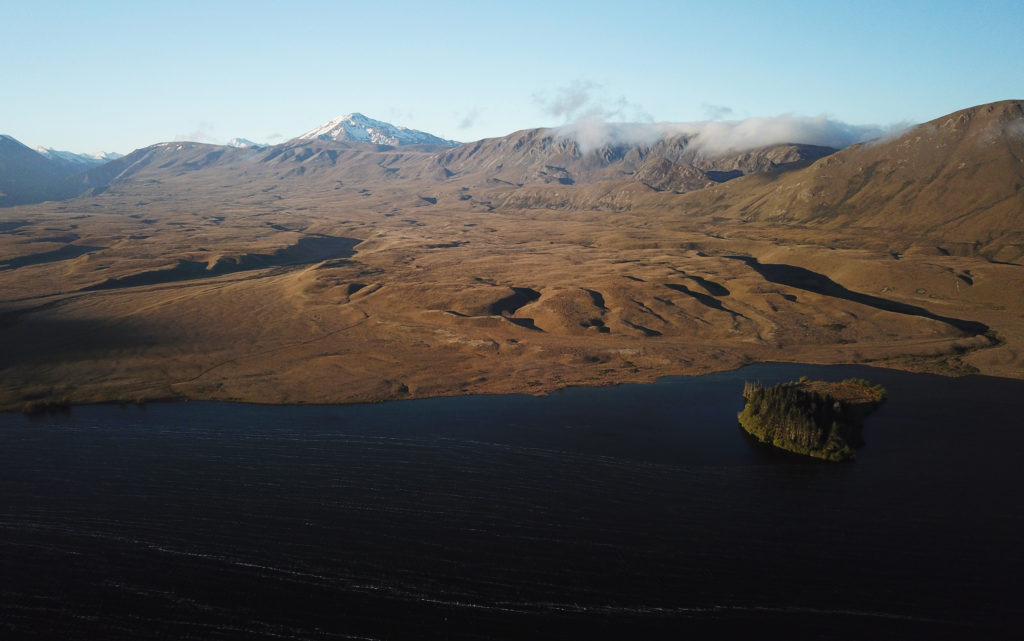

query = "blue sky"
[3, 0, 1022, 154]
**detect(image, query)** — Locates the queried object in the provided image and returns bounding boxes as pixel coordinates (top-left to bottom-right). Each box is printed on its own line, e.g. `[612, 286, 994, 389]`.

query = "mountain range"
[0, 112, 459, 206]
[35, 146, 122, 169]
[0, 117, 851, 212]
[0, 135, 123, 206]
[7, 101, 1019, 259]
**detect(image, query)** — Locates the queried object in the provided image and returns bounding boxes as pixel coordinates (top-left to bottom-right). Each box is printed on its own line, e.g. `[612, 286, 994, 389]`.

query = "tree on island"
[738, 377, 886, 461]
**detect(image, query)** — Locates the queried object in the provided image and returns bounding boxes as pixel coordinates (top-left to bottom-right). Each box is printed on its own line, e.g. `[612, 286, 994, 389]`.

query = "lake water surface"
[1, 363, 1021, 639]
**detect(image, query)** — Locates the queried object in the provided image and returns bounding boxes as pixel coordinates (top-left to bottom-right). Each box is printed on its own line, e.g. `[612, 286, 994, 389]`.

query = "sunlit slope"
[676, 100, 1024, 262]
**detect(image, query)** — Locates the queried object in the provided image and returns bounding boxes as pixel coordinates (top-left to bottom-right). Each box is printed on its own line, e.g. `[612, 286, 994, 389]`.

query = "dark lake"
[1, 363, 1021, 639]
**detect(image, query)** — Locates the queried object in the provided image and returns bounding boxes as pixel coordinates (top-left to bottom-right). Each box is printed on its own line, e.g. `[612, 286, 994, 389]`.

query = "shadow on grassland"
[83, 235, 360, 291]
[726, 255, 989, 336]
[1, 244, 105, 269]
[0, 315, 173, 369]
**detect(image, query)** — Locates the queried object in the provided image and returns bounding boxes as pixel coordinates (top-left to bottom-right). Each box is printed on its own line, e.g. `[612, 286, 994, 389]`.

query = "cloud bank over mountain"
[534, 80, 901, 153]
[556, 115, 901, 154]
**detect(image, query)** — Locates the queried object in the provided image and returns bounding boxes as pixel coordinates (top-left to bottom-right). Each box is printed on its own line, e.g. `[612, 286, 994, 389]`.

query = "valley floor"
[2, 192, 1022, 412]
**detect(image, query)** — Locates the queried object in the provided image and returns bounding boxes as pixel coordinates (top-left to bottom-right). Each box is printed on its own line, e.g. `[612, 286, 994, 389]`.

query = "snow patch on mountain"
[36, 146, 123, 167]
[297, 113, 459, 147]
[87, 150, 124, 161]
[227, 138, 268, 148]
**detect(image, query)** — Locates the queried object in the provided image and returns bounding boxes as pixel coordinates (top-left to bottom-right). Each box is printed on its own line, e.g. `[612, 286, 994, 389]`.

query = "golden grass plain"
[2, 174, 1019, 413]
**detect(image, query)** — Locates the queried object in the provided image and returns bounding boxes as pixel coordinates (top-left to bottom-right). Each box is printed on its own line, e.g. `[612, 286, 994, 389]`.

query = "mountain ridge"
[4, 101, 1023, 259]
[296, 113, 460, 147]
[35, 147, 122, 167]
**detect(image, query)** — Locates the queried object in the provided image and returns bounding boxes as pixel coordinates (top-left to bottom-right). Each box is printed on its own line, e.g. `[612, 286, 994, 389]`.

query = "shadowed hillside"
[0, 136, 77, 206]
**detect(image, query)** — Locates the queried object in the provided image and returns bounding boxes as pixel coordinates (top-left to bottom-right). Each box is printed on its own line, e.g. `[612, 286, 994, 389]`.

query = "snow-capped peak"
[85, 150, 124, 161]
[227, 137, 267, 148]
[296, 113, 459, 147]
[35, 146, 123, 167]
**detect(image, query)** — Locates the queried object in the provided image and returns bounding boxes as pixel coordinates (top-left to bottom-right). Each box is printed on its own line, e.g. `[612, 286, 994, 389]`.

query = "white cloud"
[556, 114, 898, 154]
[701, 103, 735, 121]
[175, 122, 217, 144]
[457, 107, 481, 130]
[534, 80, 651, 124]
[557, 119, 674, 153]
[686, 114, 886, 153]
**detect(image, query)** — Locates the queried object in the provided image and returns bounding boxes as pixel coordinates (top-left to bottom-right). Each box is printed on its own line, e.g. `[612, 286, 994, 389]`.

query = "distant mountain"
[227, 138, 267, 149]
[434, 126, 835, 192]
[59, 141, 257, 198]
[56, 127, 833, 208]
[35, 147, 122, 170]
[0, 136, 123, 206]
[296, 113, 459, 147]
[0, 114, 839, 207]
[0, 135, 72, 206]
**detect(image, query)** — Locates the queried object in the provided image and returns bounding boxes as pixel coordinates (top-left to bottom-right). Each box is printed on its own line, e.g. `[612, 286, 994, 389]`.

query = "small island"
[738, 377, 887, 461]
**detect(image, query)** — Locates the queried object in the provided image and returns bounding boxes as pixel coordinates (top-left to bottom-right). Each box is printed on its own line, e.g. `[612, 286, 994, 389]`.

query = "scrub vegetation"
[738, 377, 887, 461]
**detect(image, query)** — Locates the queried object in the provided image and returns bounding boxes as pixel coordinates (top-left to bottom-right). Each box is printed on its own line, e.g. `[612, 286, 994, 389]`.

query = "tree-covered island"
[738, 377, 887, 461]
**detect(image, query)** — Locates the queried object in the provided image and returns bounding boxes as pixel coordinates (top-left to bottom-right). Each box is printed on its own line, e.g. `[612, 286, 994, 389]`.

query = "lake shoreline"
[7, 358, 1018, 418]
